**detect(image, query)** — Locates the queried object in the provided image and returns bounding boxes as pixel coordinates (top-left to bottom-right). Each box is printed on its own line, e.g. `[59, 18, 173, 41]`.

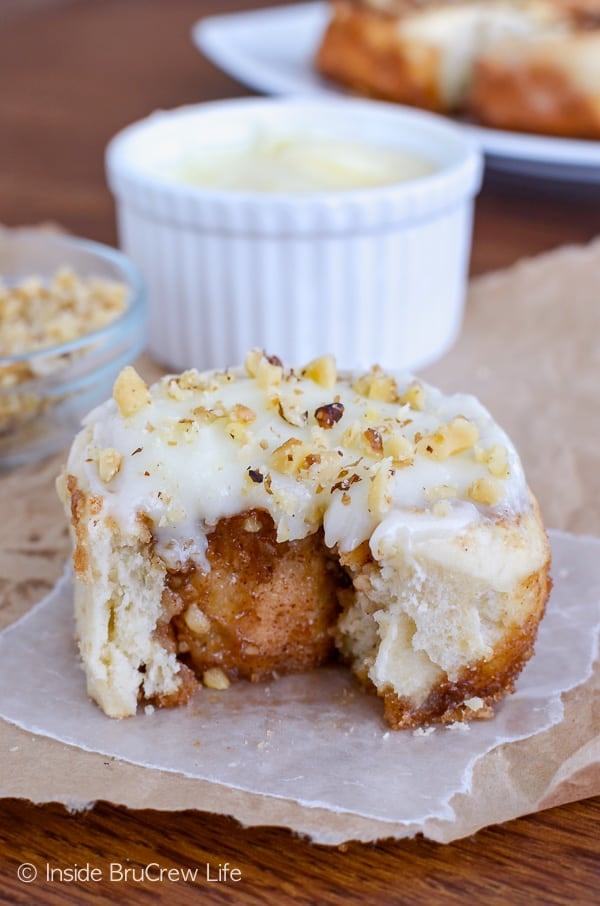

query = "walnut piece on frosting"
[277, 396, 309, 427]
[368, 463, 394, 516]
[363, 427, 384, 458]
[244, 348, 262, 377]
[270, 437, 310, 475]
[97, 447, 122, 483]
[484, 444, 510, 480]
[399, 380, 426, 412]
[244, 348, 282, 389]
[113, 366, 151, 418]
[416, 416, 479, 461]
[353, 365, 398, 403]
[425, 484, 458, 502]
[383, 433, 413, 463]
[301, 354, 337, 390]
[231, 403, 256, 424]
[468, 477, 504, 506]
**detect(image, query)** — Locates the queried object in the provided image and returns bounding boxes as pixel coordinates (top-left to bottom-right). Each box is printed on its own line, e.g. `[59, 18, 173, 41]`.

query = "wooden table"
[0, 2, 598, 903]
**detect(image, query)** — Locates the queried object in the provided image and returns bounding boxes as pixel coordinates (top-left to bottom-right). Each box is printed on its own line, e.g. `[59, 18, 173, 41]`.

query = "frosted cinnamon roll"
[58, 351, 550, 727]
[316, 0, 600, 138]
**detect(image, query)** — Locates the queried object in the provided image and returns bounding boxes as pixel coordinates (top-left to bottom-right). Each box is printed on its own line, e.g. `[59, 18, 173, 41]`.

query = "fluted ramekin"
[106, 97, 482, 372]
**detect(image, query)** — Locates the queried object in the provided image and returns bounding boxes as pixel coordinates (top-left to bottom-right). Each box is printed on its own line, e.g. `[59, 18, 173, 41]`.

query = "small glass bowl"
[0, 229, 146, 468]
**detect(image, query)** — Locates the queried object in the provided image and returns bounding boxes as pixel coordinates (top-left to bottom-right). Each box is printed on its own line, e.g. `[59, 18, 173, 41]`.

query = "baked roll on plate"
[316, 0, 600, 139]
[57, 351, 550, 728]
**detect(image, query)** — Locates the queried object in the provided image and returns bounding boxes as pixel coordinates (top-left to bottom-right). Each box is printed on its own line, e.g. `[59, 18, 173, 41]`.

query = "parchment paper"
[0, 529, 597, 842]
[1, 238, 599, 844]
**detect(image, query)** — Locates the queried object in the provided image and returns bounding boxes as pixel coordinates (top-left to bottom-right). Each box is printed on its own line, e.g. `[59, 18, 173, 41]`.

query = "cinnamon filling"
[163, 509, 350, 684]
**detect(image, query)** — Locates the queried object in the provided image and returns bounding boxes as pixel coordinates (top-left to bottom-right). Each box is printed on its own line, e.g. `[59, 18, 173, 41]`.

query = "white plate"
[192, 2, 600, 184]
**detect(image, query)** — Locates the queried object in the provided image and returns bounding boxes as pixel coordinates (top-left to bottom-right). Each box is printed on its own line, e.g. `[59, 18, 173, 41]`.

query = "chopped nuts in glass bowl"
[0, 229, 146, 468]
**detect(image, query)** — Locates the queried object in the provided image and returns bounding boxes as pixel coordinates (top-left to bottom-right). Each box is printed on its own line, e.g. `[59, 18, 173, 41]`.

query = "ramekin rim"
[105, 96, 483, 210]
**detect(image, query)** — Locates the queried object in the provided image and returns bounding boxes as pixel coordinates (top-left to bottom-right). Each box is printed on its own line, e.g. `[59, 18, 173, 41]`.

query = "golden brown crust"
[379, 559, 552, 728]
[66, 474, 90, 578]
[468, 56, 600, 139]
[62, 473, 552, 727]
[167, 510, 344, 683]
[317, 1, 600, 137]
[316, 1, 443, 110]
[148, 663, 198, 708]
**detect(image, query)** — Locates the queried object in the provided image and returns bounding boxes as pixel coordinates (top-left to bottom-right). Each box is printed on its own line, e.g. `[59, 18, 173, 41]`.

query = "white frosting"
[169, 135, 435, 193]
[66, 358, 531, 570]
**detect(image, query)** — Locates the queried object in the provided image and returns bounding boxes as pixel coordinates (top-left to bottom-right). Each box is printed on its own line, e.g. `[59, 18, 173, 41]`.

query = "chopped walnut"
[231, 404, 256, 424]
[203, 668, 230, 690]
[192, 406, 219, 424]
[244, 348, 262, 378]
[468, 477, 504, 506]
[0, 268, 127, 432]
[424, 484, 458, 501]
[332, 472, 361, 493]
[177, 369, 204, 391]
[225, 404, 256, 444]
[0, 268, 125, 361]
[416, 417, 479, 461]
[383, 433, 413, 462]
[302, 354, 337, 390]
[113, 366, 151, 418]
[270, 437, 310, 475]
[243, 513, 262, 533]
[304, 450, 345, 485]
[363, 427, 384, 458]
[245, 349, 283, 389]
[481, 444, 510, 479]
[157, 417, 199, 445]
[166, 378, 188, 401]
[183, 603, 211, 635]
[97, 448, 122, 483]
[399, 381, 426, 411]
[353, 366, 398, 403]
[368, 464, 394, 516]
[278, 397, 308, 427]
[314, 402, 344, 429]
[226, 422, 251, 444]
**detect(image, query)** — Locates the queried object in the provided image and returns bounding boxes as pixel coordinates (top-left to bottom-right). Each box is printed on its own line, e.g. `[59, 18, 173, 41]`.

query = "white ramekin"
[106, 97, 482, 372]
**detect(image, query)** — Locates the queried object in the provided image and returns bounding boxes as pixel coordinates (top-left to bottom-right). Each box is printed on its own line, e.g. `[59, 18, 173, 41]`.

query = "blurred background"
[1, 0, 598, 278]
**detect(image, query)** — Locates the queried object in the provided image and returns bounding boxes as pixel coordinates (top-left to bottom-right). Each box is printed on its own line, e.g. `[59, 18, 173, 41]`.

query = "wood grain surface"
[0, 798, 599, 905]
[0, 1, 598, 903]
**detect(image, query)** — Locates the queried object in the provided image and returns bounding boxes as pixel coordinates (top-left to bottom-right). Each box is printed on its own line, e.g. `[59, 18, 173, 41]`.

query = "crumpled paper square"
[0, 530, 596, 844]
